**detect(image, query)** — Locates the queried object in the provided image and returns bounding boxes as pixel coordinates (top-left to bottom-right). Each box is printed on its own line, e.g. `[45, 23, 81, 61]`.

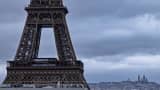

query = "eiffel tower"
[3, 0, 89, 89]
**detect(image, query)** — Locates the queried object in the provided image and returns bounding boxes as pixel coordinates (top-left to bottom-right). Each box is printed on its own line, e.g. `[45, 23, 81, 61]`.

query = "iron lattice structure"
[3, 0, 89, 89]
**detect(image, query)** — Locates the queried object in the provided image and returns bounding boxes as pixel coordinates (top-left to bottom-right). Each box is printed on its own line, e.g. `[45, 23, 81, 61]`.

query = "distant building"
[89, 75, 160, 90]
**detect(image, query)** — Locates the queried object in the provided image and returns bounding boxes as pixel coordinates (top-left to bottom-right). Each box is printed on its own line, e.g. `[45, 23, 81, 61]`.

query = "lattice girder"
[3, 0, 90, 89]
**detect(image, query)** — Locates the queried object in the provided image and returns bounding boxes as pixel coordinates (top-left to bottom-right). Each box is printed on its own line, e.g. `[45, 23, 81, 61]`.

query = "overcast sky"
[1, 0, 160, 83]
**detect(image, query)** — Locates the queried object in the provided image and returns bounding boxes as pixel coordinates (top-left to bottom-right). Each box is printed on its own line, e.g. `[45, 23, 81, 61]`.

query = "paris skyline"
[1, 0, 160, 83]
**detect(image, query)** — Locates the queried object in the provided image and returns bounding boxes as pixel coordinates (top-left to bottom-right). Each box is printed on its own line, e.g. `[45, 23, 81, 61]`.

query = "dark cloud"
[75, 35, 160, 57]
[69, 14, 160, 58]
[65, 0, 160, 19]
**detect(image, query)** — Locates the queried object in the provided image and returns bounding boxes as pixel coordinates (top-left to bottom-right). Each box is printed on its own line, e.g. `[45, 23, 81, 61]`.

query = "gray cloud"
[0, 0, 28, 23]
[0, 0, 160, 83]
[70, 14, 160, 58]
[65, 0, 160, 19]
[83, 54, 160, 83]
